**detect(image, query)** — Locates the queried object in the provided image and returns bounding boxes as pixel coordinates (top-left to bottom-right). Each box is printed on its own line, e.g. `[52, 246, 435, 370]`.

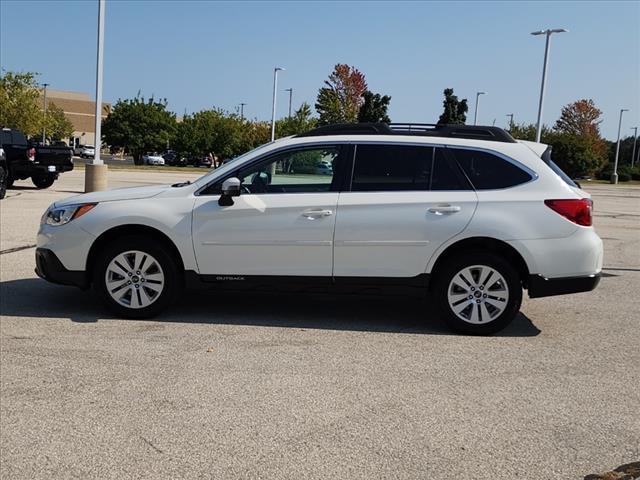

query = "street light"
[270, 67, 285, 142]
[85, 0, 107, 193]
[531, 28, 568, 142]
[473, 92, 485, 125]
[284, 88, 293, 118]
[506, 113, 514, 130]
[630, 126, 638, 168]
[41, 83, 49, 144]
[611, 108, 629, 184]
[239, 102, 246, 120]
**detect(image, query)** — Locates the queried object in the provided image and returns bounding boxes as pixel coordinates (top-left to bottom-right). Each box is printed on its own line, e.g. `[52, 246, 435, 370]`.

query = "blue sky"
[1, 0, 638, 139]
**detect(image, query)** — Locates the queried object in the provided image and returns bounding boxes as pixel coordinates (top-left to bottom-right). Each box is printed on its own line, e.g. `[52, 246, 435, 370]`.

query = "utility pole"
[41, 83, 49, 144]
[284, 88, 293, 118]
[611, 108, 629, 184]
[630, 126, 638, 168]
[239, 103, 246, 120]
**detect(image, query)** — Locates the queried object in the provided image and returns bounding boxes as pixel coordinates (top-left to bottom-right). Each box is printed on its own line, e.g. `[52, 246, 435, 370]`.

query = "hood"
[54, 184, 170, 207]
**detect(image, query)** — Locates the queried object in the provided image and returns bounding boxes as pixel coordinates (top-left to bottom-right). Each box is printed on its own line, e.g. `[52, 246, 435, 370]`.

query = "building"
[40, 89, 111, 148]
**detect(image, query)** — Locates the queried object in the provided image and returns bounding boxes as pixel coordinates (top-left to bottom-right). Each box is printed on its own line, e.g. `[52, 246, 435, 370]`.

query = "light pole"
[611, 108, 629, 184]
[473, 92, 485, 126]
[630, 127, 638, 168]
[239, 102, 246, 120]
[531, 28, 568, 142]
[270, 67, 284, 142]
[41, 83, 49, 144]
[284, 88, 293, 118]
[506, 113, 514, 130]
[85, 0, 107, 192]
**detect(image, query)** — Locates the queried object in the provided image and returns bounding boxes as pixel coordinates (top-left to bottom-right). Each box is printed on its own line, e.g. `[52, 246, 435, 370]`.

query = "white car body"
[35, 125, 603, 333]
[81, 146, 95, 158]
[142, 155, 165, 166]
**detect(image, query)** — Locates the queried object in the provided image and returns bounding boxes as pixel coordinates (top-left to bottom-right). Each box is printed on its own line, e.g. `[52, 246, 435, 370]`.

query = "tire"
[432, 252, 522, 335]
[6, 168, 14, 188]
[0, 166, 7, 199]
[93, 236, 181, 318]
[32, 174, 56, 189]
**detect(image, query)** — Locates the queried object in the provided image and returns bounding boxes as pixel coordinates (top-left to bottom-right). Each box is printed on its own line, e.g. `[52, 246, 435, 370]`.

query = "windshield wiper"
[171, 180, 192, 187]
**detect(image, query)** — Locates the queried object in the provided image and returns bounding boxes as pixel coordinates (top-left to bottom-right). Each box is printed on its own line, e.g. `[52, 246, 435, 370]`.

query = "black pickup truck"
[0, 127, 74, 189]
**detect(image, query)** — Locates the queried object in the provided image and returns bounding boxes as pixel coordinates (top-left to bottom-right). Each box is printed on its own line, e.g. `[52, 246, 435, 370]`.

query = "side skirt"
[184, 271, 430, 297]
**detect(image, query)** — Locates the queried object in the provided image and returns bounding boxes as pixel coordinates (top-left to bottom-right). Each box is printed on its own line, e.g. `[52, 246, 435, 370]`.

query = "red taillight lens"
[27, 147, 36, 161]
[544, 198, 593, 226]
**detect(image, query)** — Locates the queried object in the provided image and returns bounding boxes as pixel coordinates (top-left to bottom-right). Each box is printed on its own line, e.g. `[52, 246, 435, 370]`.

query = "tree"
[43, 102, 73, 141]
[555, 99, 603, 137]
[508, 122, 552, 142]
[438, 88, 468, 125]
[102, 95, 176, 163]
[315, 64, 367, 125]
[276, 102, 317, 137]
[0, 71, 44, 136]
[358, 90, 391, 123]
[549, 133, 606, 178]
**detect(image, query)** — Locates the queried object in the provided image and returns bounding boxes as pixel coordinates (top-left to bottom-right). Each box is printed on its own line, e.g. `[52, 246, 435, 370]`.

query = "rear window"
[351, 144, 470, 191]
[1, 130, 27, 147]
[451, 148, 532, 190]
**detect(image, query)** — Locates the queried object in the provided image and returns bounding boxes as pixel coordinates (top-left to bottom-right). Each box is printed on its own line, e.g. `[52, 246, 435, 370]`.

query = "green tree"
[549, 133, 605, 178]
[315, 64, 368, 125]
[43, 102, 73, 141]
[102, 95, 176, 163]
[0, 71, 43, 136]
[357, 90, 391, 123]
[508, 123, 552, 142]
[438, 88, 468, 125]
[275, 102, 317, 137]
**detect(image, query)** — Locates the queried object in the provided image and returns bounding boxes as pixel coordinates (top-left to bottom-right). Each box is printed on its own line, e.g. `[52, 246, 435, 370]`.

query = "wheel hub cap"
[105, 250, 164, 309]
[447, 265, 509, 324]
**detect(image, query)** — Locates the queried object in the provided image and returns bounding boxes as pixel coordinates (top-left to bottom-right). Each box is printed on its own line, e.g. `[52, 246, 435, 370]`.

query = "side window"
[237, 146, 340, 194]
[431, 148, 472, 191]
[452, 148, 532, 190]
[351, 144, 433, 191]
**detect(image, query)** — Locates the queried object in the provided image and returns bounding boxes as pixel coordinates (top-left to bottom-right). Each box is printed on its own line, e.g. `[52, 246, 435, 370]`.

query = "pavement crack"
[0, 244, 36, 255]
[140, 435, 164, 454]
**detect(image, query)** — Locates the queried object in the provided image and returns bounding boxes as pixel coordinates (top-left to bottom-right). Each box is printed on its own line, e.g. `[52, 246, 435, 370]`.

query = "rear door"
[333, 143, 478, 278]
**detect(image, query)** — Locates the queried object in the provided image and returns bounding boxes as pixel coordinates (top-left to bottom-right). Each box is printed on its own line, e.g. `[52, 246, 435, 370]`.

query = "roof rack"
[296, 122, 516, 143]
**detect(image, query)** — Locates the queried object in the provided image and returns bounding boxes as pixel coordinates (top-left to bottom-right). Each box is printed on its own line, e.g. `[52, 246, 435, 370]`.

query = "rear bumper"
[35, 248, 88, 289]
[528, 273, 601, 298]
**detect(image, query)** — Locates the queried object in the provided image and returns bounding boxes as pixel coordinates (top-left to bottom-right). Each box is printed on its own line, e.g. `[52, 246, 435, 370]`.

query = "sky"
[1, 0, 639, 140]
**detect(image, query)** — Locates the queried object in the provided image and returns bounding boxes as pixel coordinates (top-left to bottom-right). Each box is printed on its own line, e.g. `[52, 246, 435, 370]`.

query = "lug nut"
[136, 271, 141, 275]
[135, 284, 139, 289]
[128, 272, 132, 276]
[127, 281, 131, 285]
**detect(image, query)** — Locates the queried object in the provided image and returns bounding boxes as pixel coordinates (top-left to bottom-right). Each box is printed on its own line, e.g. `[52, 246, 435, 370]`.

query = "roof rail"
[296, 122, 516, 143]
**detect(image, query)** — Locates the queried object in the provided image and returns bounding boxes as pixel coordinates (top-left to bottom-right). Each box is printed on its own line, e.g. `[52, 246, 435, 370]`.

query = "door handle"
[428, 205, 461, 215]
[301, 209, 333, 219]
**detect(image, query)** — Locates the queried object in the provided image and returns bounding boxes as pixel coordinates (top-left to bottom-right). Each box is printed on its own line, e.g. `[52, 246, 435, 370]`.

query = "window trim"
[447, 145, 539, 191]
[195, 142, 352, 196]
[346, 142, 472, 193]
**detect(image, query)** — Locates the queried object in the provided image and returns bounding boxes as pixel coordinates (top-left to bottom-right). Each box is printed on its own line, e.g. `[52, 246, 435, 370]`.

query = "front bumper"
[528, 273, 601, 298]
[35, 248, 88, 289]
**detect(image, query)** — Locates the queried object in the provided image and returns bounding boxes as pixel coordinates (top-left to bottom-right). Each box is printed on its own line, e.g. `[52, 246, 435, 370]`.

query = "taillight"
[544, 198, 593, 226]
[27, 147, 36, 161]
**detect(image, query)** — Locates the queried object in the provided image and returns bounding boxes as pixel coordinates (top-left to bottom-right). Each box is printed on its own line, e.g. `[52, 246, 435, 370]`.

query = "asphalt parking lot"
[1, 170, 639, 479]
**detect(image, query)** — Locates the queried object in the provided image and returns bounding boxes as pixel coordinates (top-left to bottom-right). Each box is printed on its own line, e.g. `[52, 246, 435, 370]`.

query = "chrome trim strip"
[202, 240, 332, 246]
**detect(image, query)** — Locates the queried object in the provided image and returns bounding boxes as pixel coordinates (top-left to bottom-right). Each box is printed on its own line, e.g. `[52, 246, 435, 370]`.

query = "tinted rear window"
[1, 130, 27, 147]
[452, 148, 532, 189]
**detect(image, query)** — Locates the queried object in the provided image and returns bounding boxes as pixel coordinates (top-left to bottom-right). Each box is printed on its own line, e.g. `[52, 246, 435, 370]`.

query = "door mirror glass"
[219, 177, 241, 206]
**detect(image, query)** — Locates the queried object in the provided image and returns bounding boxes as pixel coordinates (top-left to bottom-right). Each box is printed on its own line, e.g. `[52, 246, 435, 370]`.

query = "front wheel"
[93, 236, 181, 318]
[32, 174, 56, 189]
[433, 252, 522, 335]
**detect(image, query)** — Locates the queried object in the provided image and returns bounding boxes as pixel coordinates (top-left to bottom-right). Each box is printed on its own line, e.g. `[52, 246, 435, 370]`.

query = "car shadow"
[0, 278, 541, 337]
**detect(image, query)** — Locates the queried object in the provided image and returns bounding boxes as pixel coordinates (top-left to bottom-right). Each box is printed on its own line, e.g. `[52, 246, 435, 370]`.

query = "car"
[162, 150, 185, 167]
[0, 145, 6, 199]
[142, 154, 165, 166]
[35, 122, 603, 334]
[81, 145, 95, 159]
[73, 144, 85, 156]
[315, 161, 333, 175]
[1, 127, 74, 189]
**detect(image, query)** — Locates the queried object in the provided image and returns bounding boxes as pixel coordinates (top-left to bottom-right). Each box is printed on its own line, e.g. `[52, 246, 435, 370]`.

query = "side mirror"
[219, 177, 241, 206]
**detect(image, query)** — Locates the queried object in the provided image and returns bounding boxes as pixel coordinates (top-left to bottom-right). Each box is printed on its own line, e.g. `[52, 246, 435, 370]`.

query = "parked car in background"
[1, 127, 74, 189]
[73, 144, 85, 156]
[35, 123, 602, 334]
[315, 161, 333, 175]
[81, 145, 95, 159]
[162, 150, 186, 167]
[181, 154, 212, 168]
[142, 153, 165, 166]
[0, 145, 6, 199]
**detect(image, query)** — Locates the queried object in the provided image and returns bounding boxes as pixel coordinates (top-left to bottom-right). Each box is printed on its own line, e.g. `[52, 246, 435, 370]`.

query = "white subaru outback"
[36, 123, 603, 334]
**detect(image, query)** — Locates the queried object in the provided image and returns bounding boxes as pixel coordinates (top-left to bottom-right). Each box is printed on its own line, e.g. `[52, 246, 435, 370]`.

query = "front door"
[192, 144, 346, 277]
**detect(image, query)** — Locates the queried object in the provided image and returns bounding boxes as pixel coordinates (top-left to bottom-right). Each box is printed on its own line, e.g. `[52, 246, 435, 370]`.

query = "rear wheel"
[32, 174, 56, 189]
[93, 236, 181, 318]
[433, 252, 522, 335]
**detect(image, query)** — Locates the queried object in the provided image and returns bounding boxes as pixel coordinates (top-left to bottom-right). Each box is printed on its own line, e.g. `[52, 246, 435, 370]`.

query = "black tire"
[432, 252, 522, 335]
[32, 174, 56, 189]
[6, 168, 14, 188]
[93, 235, 182, 319]
[0, 166, 7, 199]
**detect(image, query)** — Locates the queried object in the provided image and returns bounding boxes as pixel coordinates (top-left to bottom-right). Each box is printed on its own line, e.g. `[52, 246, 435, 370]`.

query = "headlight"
[43, 203, 97, 226]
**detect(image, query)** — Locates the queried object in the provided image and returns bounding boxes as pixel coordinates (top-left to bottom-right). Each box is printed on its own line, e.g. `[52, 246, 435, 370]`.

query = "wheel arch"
[428, 236, 531, 290]
[86, 224, 185, 281]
